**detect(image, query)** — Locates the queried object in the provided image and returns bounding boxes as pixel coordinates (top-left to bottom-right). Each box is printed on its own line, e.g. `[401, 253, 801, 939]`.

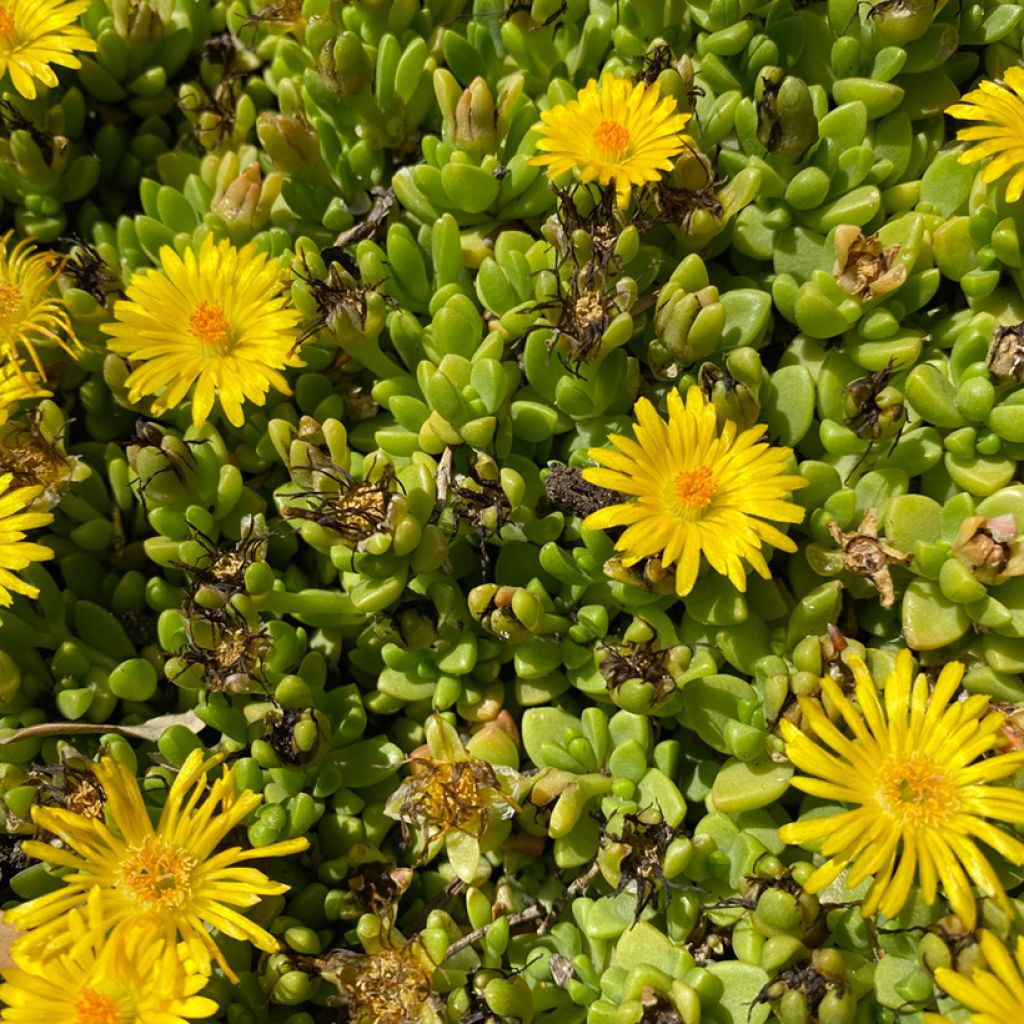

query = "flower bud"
[454, 77, 498, 154]
[756, 68, 818, 162]
[325, 31, 374, 98]
[257, 113, 330, 182]
[867, 0, 936, 44]
[833, 225, 906, 300]
[212, 163, 282, 235]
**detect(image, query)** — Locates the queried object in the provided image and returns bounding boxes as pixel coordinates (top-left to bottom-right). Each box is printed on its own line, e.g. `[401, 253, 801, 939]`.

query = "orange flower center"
[0, 283, 20, 322]
[74, 989, 122, 1024]
[119, 836, 195, 911]
[878, 751, 958, 826]
[592, 119, 630, 155]
[188, 301, 230, 348]
[675, 466, 718, 509]
[0, 6, 14, 43]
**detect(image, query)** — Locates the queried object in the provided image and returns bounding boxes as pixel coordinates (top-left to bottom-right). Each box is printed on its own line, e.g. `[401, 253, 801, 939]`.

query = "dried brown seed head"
[953, 513, 1024, 585]
[833, 226, 906, 300]
[827, 509, 913, 608]
[987, 323, 1024, 382]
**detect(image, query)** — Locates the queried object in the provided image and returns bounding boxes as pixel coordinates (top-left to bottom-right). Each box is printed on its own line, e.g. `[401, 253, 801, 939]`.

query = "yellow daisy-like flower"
[581, 386, 806, 596]
[0, 471, 53, 607]
[0, 231, 80, 380]
[927, 931, 1024, 1024]
[530, 73, 692, 201]
[947, 67, 1024, 203]
[0, 893, 216, 1024]
[0, 0, 96, 100]
[778, 650, 1024, 930]
[101, 234, 304, 429]
[0, 362, 48, 426]
[6, 748, 310, 981]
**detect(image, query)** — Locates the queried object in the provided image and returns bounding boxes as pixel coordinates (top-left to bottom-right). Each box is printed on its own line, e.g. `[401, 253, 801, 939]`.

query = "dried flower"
[827, 509, 913, 607]
[832, 226, 906, 300]
[953, 513, 1024, 585]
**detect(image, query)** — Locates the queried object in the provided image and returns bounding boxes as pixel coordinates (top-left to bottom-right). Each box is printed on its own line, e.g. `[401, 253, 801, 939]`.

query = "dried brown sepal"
[58, 234, 119, 303]
[601, 556, 677, 595]
[175, 520, 271, 601]
[602, 809, 683, 924]
[293, 256, 372, 342]
[640, 987, 684, 1024]
[842, 360, 904, 443]
[754, 963, 839, 1017]
[241, 0, 304, 29]
[437, 449, 511, 538]
[26, 759, 105, 821]
[598, 641, 676, 705]
[344, 860, 414, 922]
[0, 100, 58, 164]
[952, 513, 1024, 585]
[174, 609, 272, 694]
[822, 624, 856, 692]
[520, 183, 631, 373]
[328, 186, 396, 251]
[0, 836, 27, 882]
[987, 323, 1024, 382]
[263, 707, 320, 767]
[653, 152, 726, 234]
[832, 225, 906, 300]
[282, 460, 397, 546]
[828, 509, 913, 608]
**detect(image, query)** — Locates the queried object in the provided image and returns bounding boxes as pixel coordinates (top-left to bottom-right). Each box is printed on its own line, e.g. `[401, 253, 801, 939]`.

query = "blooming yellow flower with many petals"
[582, 387, 806, 596]
[7, 748, 310, 981]
[947, 67, 1024, 203]
[0, 232, 80, 381]
[102, 235, 304, 429]
[530, 73, 692, 201]
[778, 650, 1024, 930]
[0, 471, 53, 607]
[926, 931, 1024, 1024]
[0, 0, 96, 100]
[0, 893, 216, 1024]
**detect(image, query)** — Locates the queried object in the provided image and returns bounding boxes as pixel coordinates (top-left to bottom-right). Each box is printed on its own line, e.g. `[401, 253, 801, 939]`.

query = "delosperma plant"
[5, 2, 1024, 1023]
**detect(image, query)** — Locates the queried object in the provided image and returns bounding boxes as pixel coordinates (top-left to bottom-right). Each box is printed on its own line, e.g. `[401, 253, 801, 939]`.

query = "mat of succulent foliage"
[7, 1, 1024, 1023]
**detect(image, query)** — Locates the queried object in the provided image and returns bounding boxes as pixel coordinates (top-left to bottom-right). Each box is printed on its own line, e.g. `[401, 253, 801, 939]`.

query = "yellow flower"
[0, 231, 80, 380]
[0, 894, 217, 1024]
[0, 0, 96, 100]
[778, 650, 1024, 930]
[530, 73, 691, 201]
[947, 67, 1024, 203]
[928, 931, 1024, 1024]
[0, 362, 48, 426]
[7, 748, 310, 981]
[0, 471, 53, 607]
[102, 235, 303, 429]
[582, 386, 806, 596]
